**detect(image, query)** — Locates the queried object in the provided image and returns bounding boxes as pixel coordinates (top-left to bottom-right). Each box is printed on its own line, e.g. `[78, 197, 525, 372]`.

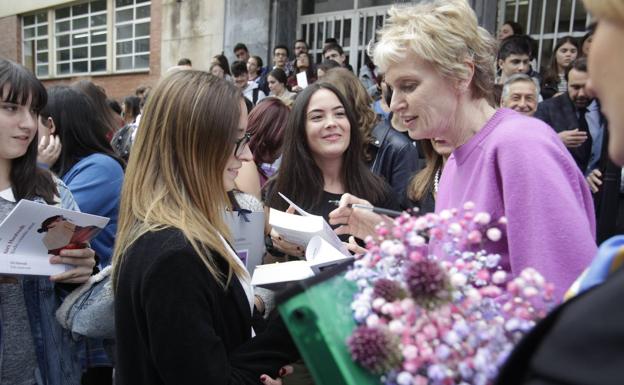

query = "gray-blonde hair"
[370, 0, 497, 99]
[501, 73, 540, 101]
[582, 0, 624, 24]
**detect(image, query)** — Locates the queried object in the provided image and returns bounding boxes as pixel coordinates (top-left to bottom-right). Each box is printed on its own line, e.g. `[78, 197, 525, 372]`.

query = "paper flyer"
[274, 192, 350, 255]
[0, 200, 109, 276]
[296, 71, 309, 89]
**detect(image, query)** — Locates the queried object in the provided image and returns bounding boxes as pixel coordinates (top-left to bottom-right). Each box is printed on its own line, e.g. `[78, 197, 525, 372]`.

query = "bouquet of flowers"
[345, 203, 555, 385]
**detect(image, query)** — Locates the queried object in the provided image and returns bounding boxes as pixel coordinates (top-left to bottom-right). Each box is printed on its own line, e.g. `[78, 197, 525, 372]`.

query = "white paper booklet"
[269, 192, 350, 255]
[305, 235, 353, 270]
[253, 192, 354, 288]
[251, 235, 353, 289]
[0, 200, 109, 276]
[250, 260, 315, 290]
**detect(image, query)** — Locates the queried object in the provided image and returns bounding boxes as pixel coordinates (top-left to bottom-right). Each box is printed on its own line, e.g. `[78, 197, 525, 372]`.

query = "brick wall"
[42, 71, 159, 102]
[0, 16, 20, 61]
[42, 0, 163, 102]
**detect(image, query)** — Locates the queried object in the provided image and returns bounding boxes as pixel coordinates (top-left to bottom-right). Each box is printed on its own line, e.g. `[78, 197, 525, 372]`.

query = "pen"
[328, 200, 403, 218]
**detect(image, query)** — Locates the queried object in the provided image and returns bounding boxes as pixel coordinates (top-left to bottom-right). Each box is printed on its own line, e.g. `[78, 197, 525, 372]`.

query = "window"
[54, 0, 108, 75]
[299, 7, 385, 75]
[115, 0, 151, 71]
[22, 12, 49, 77]
[301, 0, 355, 16]
[498, 0, 591, 69]
[21, 0, 151, 78]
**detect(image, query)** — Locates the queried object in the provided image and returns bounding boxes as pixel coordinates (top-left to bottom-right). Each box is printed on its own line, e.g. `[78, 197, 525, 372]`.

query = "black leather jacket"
[368, 119, 421, 209]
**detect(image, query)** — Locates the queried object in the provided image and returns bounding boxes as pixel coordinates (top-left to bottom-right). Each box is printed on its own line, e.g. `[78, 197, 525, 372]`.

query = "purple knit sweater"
[436, 108, 597, 300]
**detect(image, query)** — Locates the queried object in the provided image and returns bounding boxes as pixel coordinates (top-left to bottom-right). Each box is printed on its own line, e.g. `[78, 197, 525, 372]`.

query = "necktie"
[578, 107, 589, 133]
[577, 107, 591, 170]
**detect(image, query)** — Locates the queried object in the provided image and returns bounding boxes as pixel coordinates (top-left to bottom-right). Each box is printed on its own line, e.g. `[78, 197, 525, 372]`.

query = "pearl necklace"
[434, 168, 441, 193]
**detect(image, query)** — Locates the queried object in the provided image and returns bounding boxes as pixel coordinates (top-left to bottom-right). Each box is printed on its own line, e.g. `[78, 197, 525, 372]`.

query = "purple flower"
[373, 278, 407, 302]
[347, 326, 402, 374]
[345, 205, 556, 384]
[427, 364, 449, 382]
[458, 362, 474, 380]
[403, 258, 448, 307]
[435, 344, 452, 360]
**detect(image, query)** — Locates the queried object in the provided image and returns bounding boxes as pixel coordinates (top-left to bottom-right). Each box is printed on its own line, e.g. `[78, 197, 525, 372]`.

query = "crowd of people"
[1, 0, 623, 383]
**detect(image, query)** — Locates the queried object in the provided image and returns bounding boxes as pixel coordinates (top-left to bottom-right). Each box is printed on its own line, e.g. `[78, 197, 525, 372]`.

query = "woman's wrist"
[265, 235, 286, 258]
[254, 295, 266, 315]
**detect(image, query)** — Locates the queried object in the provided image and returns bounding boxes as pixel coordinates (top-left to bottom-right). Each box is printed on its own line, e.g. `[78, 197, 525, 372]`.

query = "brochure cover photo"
[0, 200, 109, 276]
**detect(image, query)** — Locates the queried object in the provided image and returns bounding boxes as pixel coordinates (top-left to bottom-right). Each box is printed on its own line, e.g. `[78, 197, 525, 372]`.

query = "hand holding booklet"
[251, 193, 353, 289]
[0, 200, 109, 276]
[269, 192, 350, 255]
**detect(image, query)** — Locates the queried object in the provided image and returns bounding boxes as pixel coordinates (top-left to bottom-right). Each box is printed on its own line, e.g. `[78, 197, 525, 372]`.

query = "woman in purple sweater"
[330, 0, 596, 300]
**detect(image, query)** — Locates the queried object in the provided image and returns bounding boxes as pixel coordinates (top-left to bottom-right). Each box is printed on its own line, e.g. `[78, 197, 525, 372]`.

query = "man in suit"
[534, 57, 605, 175]
[536, 58, 620, 241]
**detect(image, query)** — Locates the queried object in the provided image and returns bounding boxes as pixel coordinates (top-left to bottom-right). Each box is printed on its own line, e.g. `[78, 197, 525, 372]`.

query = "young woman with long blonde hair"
[112, 70, 296, 385]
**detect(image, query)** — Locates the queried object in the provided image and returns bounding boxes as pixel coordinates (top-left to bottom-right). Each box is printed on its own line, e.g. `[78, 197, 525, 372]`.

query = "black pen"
[328, 200, 403, 218]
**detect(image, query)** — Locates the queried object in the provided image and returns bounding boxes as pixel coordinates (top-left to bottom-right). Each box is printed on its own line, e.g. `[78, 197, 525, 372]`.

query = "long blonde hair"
[112, 70, 247, 288]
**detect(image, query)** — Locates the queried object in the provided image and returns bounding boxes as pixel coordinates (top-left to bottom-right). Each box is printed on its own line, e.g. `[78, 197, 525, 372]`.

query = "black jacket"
[368, 119, 421, 209]
[495, 264, 624, 385]
[114, 228, 298, 385]
[594, 128, 622, 243]
[534, 93, 594, 172]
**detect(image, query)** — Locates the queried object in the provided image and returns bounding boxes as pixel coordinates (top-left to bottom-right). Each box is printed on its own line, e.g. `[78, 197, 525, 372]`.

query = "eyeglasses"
[234, 132, 252, 157]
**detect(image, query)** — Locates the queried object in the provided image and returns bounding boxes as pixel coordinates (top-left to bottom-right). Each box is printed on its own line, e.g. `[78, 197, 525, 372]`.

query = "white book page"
[296, 72, 308, 89]
[0, 200, 109, 276]
[251, 260, 315, 289]
[305, 236, 353, 273]
[269, 209, 324, 247]
[278, 192, 312, 216]
[274, 193, 350, 255]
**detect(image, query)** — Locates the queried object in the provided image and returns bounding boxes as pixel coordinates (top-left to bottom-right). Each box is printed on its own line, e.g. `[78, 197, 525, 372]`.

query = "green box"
[277, 265, 381, 385]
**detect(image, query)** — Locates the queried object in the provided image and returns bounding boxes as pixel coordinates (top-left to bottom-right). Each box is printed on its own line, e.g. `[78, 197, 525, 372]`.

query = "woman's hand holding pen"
[328, 193, 391, 241]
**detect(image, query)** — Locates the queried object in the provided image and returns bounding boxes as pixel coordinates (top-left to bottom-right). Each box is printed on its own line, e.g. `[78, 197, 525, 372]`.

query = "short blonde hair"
[371, 0, 497, 99]
[582, 0, 624, 24]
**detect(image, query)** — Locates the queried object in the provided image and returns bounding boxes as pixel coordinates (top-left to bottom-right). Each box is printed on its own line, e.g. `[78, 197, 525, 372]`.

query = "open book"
[0, 200, 109, 276]
[268, 192, 350, 255]
[251, 193, 353, 289]
[251, 235, 353, 289]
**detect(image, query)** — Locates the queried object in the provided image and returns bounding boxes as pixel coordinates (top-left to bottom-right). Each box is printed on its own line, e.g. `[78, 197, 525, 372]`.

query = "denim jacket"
[0, 179, 82, 385]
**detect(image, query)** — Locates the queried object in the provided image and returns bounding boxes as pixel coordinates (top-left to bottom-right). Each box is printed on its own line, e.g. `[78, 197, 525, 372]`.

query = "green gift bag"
[277, 263, 381, 385]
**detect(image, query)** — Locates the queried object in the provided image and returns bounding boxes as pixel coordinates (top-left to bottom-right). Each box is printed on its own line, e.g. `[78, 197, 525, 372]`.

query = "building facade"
[1, 0, 164, 99]
[0, 0, 225, 100]
[0, 0, 591, 100]
[497, 0, 593, 69]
